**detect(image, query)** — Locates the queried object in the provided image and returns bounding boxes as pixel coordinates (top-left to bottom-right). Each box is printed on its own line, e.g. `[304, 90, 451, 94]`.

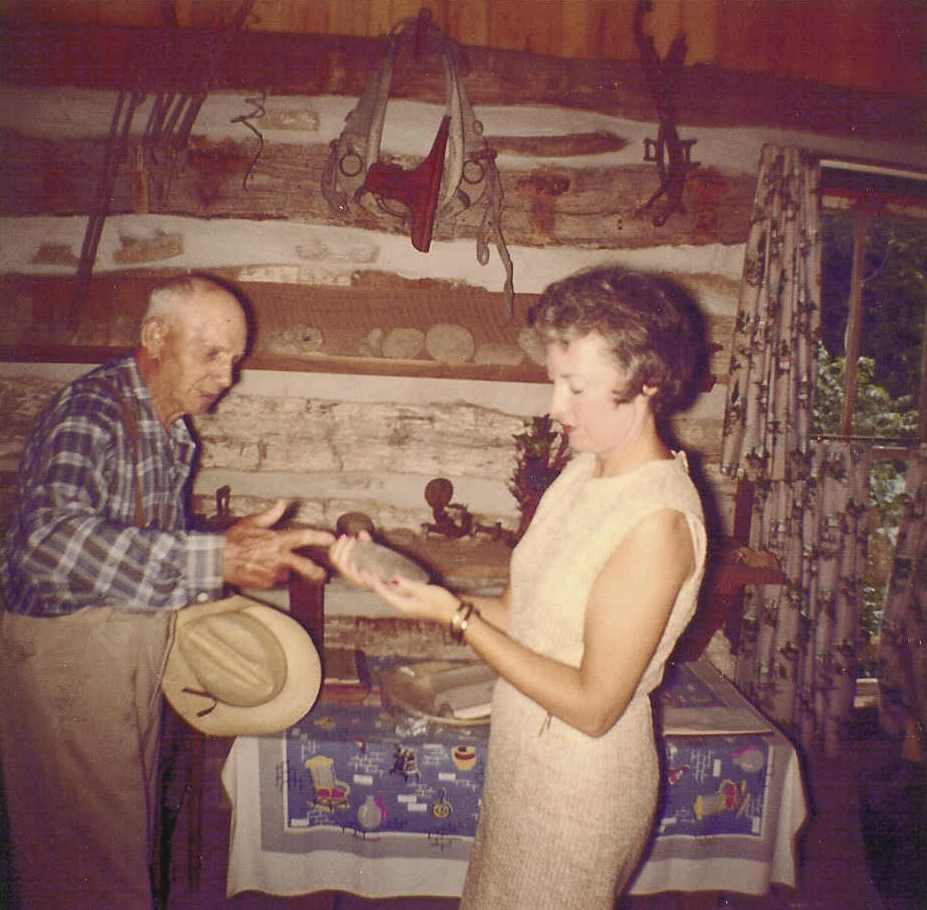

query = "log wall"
[1, 22, 925, 549]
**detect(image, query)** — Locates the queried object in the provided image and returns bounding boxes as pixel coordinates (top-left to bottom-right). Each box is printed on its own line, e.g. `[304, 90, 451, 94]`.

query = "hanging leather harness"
[321, 12, 514, 317]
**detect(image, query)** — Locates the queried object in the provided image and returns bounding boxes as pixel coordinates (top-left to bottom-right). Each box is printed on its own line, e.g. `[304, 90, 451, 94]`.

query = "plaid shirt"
[1, 356, 223, 615]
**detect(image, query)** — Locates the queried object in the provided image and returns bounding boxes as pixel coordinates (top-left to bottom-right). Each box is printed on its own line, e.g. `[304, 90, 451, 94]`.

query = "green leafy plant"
[813, 344, 915, 675]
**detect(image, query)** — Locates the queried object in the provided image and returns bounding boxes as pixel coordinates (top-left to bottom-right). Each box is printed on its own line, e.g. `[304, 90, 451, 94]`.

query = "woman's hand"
[328, 532, 376, 590]
[329, 535, 458, 627]
[366, 573, 459, 627]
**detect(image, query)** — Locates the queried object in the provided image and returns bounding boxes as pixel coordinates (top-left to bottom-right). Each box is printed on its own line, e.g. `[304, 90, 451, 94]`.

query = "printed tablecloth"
[222, 659, 807, 899]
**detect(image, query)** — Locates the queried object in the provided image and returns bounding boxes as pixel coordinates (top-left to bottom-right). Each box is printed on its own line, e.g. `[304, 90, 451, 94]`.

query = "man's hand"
[222, 499, 334, 589]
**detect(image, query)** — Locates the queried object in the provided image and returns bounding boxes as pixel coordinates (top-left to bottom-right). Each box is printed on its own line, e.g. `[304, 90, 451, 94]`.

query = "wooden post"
[288, 561, 327, 654]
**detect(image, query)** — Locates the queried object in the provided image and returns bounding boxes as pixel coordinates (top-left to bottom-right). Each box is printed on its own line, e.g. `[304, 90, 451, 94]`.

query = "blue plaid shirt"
[1, 356, 224, 615]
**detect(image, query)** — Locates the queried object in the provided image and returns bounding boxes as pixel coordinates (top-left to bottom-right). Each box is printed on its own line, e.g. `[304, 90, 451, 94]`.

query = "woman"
[330, 266, 707, 909]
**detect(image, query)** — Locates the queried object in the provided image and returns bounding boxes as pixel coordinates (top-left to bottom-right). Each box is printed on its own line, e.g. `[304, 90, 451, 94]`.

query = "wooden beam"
[0, 342, 547, 383]
[0, 24, 921, 141]
[0, 128, 755, 248]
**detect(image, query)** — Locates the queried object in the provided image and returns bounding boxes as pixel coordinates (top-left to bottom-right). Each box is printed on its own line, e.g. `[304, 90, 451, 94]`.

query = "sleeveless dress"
[460, 451, 707, 910]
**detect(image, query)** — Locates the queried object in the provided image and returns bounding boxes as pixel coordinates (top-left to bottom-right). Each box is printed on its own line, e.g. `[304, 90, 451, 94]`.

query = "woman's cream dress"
[460, 451, 706, 909]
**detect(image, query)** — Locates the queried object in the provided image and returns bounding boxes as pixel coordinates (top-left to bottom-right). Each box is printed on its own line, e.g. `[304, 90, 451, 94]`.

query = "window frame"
[817, 158, 927, 456]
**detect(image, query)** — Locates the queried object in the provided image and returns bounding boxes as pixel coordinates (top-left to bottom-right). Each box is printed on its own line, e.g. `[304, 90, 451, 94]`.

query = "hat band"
[182, 686, 219, 719]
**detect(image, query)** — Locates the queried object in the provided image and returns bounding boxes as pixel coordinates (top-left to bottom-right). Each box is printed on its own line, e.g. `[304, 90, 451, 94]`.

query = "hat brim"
[163, 595, 322, 736]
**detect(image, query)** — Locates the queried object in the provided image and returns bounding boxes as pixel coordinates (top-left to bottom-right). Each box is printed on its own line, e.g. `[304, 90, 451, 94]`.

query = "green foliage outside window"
[814, 345, 911, 673]
[814, 207, 926, 674]
[813, 345, 919, 442]
[819, 211, 927, 413]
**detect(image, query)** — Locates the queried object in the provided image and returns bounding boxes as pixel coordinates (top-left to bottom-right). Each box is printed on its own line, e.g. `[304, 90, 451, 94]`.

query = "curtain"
[876, 450, 927, 760]
[721, 144, 872, 755]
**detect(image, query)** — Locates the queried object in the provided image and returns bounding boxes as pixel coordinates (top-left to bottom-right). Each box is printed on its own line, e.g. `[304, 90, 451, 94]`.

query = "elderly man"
[0, 275, 332, 908]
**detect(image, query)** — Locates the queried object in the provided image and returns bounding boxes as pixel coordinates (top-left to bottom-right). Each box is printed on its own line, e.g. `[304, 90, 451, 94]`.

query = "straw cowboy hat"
[163, 595, 322, 736]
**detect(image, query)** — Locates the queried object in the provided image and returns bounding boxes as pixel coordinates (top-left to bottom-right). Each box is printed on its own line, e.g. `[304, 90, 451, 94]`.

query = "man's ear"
[140, 318, 165, 357]
[642, 384, 659, 398]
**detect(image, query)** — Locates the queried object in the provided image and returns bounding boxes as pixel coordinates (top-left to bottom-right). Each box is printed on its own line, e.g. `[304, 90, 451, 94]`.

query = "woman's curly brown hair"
[527, 266, 705, 416]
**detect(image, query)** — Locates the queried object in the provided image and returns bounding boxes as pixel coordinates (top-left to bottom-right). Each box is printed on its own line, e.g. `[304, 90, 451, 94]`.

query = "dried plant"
[508, 415, 570, 540]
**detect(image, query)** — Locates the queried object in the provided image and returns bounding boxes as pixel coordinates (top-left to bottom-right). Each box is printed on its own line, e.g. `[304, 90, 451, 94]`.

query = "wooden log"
[0, 25, 921, 142]
[0, 129, 756, 248]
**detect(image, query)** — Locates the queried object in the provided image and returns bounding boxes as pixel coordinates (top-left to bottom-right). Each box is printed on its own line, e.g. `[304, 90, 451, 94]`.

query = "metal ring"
[462, 159, 485, 185]
[339, 151, 364, 178]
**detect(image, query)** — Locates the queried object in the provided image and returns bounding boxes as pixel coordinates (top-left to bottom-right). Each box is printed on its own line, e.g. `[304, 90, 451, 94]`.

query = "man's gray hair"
[143, 275, 231, 324]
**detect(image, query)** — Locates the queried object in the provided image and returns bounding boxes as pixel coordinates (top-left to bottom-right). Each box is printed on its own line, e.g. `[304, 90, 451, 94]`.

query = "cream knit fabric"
[461, 451, 706, 909]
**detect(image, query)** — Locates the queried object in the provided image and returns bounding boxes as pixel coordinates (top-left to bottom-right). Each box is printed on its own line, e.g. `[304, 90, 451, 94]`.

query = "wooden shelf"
[0, 343, 547, 382]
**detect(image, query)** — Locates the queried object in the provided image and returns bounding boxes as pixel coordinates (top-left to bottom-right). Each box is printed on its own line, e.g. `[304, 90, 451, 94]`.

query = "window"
[814, 161, 927, 676]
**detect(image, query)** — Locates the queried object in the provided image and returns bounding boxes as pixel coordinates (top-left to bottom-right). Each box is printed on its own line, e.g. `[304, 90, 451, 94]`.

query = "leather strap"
[112, 390, 146, 529]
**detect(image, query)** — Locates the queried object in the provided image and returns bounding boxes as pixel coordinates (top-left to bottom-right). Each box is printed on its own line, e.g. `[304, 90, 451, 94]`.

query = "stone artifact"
[351, 539, 430, 583]
[425, 323, 475, 365]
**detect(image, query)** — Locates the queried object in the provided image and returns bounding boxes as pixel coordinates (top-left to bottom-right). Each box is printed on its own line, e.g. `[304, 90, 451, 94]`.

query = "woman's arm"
[328, 535, 512, 634]
[332, 509, 694, 737]
[455, 509, 693, 735]
[461, 588, 512, 635]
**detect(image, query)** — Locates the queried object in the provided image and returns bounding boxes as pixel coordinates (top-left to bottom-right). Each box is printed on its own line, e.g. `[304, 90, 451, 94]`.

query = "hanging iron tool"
[633, 0, 699, 227]
[71, 0, 257, 319]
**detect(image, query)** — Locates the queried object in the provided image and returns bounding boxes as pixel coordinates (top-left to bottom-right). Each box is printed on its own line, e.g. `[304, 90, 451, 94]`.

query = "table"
[221, 658, 807, 901]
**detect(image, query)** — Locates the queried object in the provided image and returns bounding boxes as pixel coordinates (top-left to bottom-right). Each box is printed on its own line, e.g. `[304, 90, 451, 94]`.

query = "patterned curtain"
[875, 450, 927, 759]
[721, 145, 872, 755]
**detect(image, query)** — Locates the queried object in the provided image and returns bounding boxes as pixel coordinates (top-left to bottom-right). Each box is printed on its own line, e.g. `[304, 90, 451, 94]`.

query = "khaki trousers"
[0, 607, 172, 910]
